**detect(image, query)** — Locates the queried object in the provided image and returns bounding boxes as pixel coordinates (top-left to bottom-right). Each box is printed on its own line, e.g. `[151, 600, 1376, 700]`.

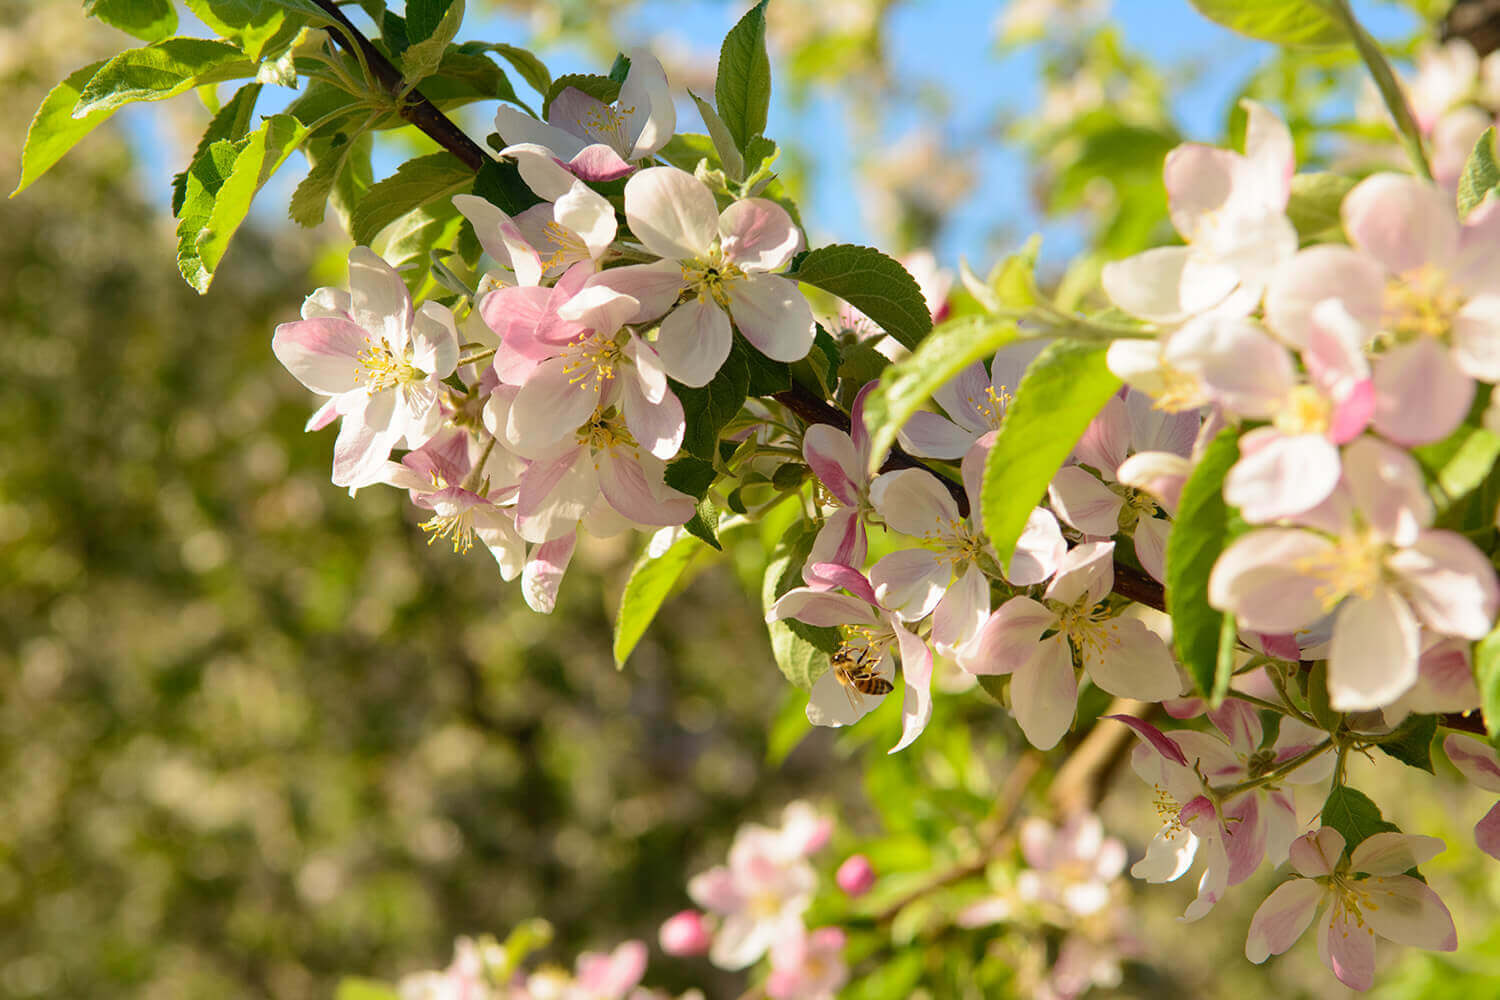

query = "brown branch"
[311, 0, 489, 171]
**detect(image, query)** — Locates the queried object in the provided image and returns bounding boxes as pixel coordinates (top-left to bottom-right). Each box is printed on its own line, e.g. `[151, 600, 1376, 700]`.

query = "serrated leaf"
[183, 0, 299, 62]
[715, 0, 771, 154]
[459, 42, 551, 95]
[690, 91, 745, 182]
[672, 348, 751, 462]
[290, 130, 361, 227]
[1287, 172, 1356, 244]
[376, 202, 465, 299]
[1375, 713, 1436, 773]
[1474, 622, 1500, 750]
[613, 531, 704, 667]
[861, 316, 1019, 473]
[474, 158, 543, 215]
[739, 336, 792, 395]
[405, 0, 456, 43]
[1165, 428, 1240, 703]
[1459, 127, 1500, 220]
[180, 113, 308, 291]
[979, 340, 1120, 570]
[73, 37, 253, 117]
[663, 456, 718, 498]
[426, 49, 520, 107]
[791, 245, 933, 351]
[350, 151, 475, 245]
[608, 52, 632, 84]
[1320, 785, 1399, 858]
[542, 74, 620, 120]
[1189, 0, 1346, 46]
[173, 82, 262, 215]
[13, 60, 113, 196]
[84, 0, 178, 42]
[175, 140, 243, 291]
[681, 499, 722, 550]
[402, 0, 465, 85]
[1413, 420, 1500, 508]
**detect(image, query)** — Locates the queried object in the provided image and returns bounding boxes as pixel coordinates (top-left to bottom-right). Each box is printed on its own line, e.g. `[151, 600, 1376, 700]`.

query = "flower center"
[355, 338, 419, 393]
[1055, 598, 1123, 661]
[578, 409, 636, 453]
[540, 220, 590, 271]
[560, 332, 624, 391]
[1150, 783, 1183, 829]
[1151, 361, 1206, 412]
[1272, 384, 1332, 437]
[968, 384, 1012, 430]
[1294, 529, 1387, 611]
[1327, 875, 1380, 937]
[420, 506, 477, 555]
[577, 101, 637, 153]
[1383, 265, 1463, 344]
[682, 248, 745, 309]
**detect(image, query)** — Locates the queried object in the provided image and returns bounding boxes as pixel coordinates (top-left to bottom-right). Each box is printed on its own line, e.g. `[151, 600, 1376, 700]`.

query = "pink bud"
[657, 909, 711, 957]
[836, 854, 876, 897]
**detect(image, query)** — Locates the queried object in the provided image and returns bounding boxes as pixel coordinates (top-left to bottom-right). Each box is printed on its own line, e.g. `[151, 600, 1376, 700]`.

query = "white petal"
[725, 272, 815, 362]
[655, 298, 732, 388]
[624, 166, 718, 260]
[1011, 637, 1077, 750]
[1327, 586, 1420, 711]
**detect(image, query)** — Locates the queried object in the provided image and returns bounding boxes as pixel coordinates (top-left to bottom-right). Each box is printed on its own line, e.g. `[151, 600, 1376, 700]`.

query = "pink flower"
[765, 928, 847, 1000]
[801, 384, 877, 590]
[657, 910, 712, 957]
[573, 941, 648, 1000]
[1443, 734, 1500, 860]
[397, 936, 491, 1000]
[1245, 827, 1456, 991]
[1102, 100, 1295, 324]
[1015, 813, 1127, 917]
[957, 543, 1181, 750]
[896, 340, 1045, 459]
[272, 247, 460, 488]
[686, 825, 817, 970]
[1210, 436, 1499, 711]
[455, 184, 615, 282]
[835, 855, 876, 897]
[582, 166, 813, 387]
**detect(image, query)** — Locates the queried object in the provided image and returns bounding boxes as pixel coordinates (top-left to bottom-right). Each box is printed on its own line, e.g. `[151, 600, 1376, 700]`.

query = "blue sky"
[118, 1, 1421, 271]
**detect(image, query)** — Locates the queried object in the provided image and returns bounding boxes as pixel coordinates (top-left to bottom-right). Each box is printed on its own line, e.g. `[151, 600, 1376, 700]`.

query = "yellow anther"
[355, 339, 419, 393]
[420, 508, 476, 554]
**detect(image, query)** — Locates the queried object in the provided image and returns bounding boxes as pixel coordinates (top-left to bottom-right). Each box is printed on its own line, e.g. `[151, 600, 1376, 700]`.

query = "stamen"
[355, 339, 419, 393]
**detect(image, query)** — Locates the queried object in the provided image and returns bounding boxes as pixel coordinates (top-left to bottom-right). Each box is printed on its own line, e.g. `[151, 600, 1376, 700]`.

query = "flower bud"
[658, 909, 712, 957]
[835, 854, 876, 897]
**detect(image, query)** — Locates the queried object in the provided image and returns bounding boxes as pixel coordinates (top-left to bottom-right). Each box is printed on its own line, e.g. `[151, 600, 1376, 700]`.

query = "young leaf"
[73, 37, 253, 117]
[193, 114, 309, 282]
[656, 132, 720, 173]
[1375, 713, 1437, 773]
[608, 52, 632, 84]
[1459, 126, 1500, 219]
[664, 457, 722, 550]
[860, 316, 1020, 473]
[1306, 659, 1341, 735]
[334, 979, 401, 1000]
[1164, 428, 1240, 703]
[13, 60, 113, 197]
[182, 0, 300, 62]
[175, 140, 243, 291]
[172, 82, 262, 216]
[1474, 621, 1500, 750]
[738, 336, 792, 396]
[979, 340, 1121, 571]
[614, 531, 704, 667]
[402, 0, 465, 85]
[714, 0, 771, 154]
[84, 0, 178, 42]
[1412, 421, 1500, 507]
[290, 130, 364, 228]
[404, 0, 457, 43]
[541, 74, 620, 120]
[1286, 172, 1355, 244]
[1189, 0, 1345, 46]
[459, 42, 551, 95]
[350, 151, 475, 246]
[1320, 785, 1399, 858]
[690, 91, 745, 182]
[762, 525, 839, 691]
[671, 351, 751, 462]
[474, 158, 544, 216]
[790, 245, 933, 351]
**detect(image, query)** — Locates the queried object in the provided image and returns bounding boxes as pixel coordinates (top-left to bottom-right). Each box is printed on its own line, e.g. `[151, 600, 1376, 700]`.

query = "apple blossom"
[801, 383, 878, 590]
[1245, 827, 1455, 991]
[657, 910, 712, 957]
[1443, 734, 1500, 860]
[834, 855, 876, 897]
[896, 340, 1046, 459]
[765, 927, 847, 1000]
[1015, 813, 1127, 918]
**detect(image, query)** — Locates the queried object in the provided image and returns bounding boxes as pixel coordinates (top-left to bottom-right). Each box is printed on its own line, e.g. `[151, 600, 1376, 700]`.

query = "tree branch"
[311, 0, 490, 171]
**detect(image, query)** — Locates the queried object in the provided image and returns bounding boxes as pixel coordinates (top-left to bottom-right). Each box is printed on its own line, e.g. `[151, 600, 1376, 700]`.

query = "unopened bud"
[658, 909, 712, 957]
[836, 854, 876, 897]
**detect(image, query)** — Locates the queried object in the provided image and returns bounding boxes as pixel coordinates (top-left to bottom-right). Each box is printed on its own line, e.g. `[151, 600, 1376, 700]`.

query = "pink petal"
[1223, 430, 1341, 523]
[890, 627, 934, 753]
[1327, 586, 1420, 711]
[1075, 394, 1130, 475]
[1208, 699, 1263, 756]
[1049, 466, 1124, 536]
[1134, 516, 1170, 583]
[1264, 246, 1384, 349]
[1043, 540, 1115, 608]
[1389, 530, 1499, 639]
[768, 588, 879, 628]
[1126, 388, 1200, 457]
[598, 450, 694, 527]
[582, 260, 686, 323]
[506, 357, 601, 456]
[1319, 905, 1376, 991]
[1343, 173, 1460, 276]
[1372, 338, 1474, 446]
[1007, 506, 1066, 586]
[1341, 435, 1432, 545]
[803, 425, 862, 506]
[1289, 827, 1344, 878]
[956, 596, 1055, 676]
[1106, 714, 1190, 767]
[803, 512, 868, 591]
[804, 557, 876, 604]
[1444, 733, 1500, 793]
[932, 361, 995, 437]
[656, 297, 733, 388]
[1080, 615, 1182, 701]
[347, 246, 412, 351]
[1349, 832, 1447, 877]
[869, 469, 961, 537]
[1477, 801, 1500, 859]
[1246, 878, 1323, 963]
[565, 142, 635, 183]
[620, 364, 685, 460]
[1011, 636, 1078, 750]
[869, 547, 948, 622]
[726, 272, 816, 362]
[272, 317, 366, 395]
[931, 564, 990, 652]
[719, 198, 803, 271]
[515, 445, 595, 542]
[1361, 876, 1458, 952]
[897, 411, 974, 460]
[1209, 529, 1333, 633]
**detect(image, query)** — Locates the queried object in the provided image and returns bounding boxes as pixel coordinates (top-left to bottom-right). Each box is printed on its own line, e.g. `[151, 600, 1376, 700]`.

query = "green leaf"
[350, 151, 475, 246]
[459, 42, 551, 95]
[426, 49, 521, 107]
[1458, 127, 1500, 219]
[474, 158, 543, 216]
[861, 316, 1019, 473]
[1286, 172, 1355, 244]
[691, 91, 745, 182]
[334, 979, 401, 1000]
[183, 0, 299, 61]
[402, 0, 465, 85]
[1473, 622, 1500, 750]
[1306, 659, 1341, 735]
[542, 74, 620, 120]
[664, 457, 722, 550]
[791, 245, 933, 351]
[73, 38, 253, 117]
[84, 0, 178, 41]
[656, 132, 720, 173]
[1164, 428, 1240, 703]
[992, 235, 1042, 310]
[290, 129, 364, 228]
[1320, 785, 1399, 858]
[613, 531, 704, 667]
[173, 82, 262, 216]
[1413, 421, 1500, 506]
[739, 336, 792, 396]
[175, 139, 243, 291]
[672, 350, 751, 462]
[979, 340, 1120, 571]
[13, 61, 113, 196]
[179, 113, 309, 291]
[608, 52, 632, 84]
[405, 0, 457, 43]
[1375, 713, 1436, 773]
[715, 0, 772, 154]
[762, 525, 839, 690]
[1189, 0, 1346, 46]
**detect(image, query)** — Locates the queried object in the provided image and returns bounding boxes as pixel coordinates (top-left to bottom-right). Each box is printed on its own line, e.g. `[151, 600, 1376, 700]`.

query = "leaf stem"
[1329, 0, 1432, 180]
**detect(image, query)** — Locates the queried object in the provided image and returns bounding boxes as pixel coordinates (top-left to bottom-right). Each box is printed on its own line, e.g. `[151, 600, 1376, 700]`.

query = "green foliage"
[761, 524, 839, 690]
[1165, 428, 1240, 703]
[860, 316, 1020, 474]
[1189, 0, 1346, 46]
[1375, 714, 1437, 774]
[542, 73, 620, 120]
[691, 91, 745, 182]
[172, 82, 262, 216]
[183, 0, 302, 62]
[1474, 623, 1500, 751]
[1413, 420, 1500, 511]
[715, 0, 772, 155]
[84, 0, 177, 42]
[13, 61, 115, 196]
[334, 979, 401, 1000]
[1286, 172, 1354, 244]
[614, 532, 707, 668]
[350, 152, 475, 246]
[1306, 659, 1342, 735]
[402, 0, 466, 85]
[457, 42, 552, 96]
[73, 37, 253, 116]
[656, 132, 721, 173]
[1322, 785, 1400, 857]
[670, 343, 757, 462]
[979, 340, 1120, 572]
[1459, 127, 1500, 219]
[790, 244, 933, 351]
[664, 458, 722, 550]
[473, 158, 543, 216]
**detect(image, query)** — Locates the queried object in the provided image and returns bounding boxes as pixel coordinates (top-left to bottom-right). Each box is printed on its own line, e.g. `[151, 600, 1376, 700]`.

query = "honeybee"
[831, 645, 894, 711]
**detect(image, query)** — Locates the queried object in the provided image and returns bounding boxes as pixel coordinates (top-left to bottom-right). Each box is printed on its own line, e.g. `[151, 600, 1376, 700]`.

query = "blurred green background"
[6, 1, 1500, 998]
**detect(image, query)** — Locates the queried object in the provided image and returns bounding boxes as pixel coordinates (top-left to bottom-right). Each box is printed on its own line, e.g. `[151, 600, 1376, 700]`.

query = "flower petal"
[1361, 875, 1458, 952]
[624, 166, 718, 260]
[890, 627, 934, 753]
[719, 198, 803, 271]
[1372, 338, 1474, 446]
[1246, 878, 1323, 963]
[726, 272, 816, 362]
[1389, 529, 1499, 639]
[656, 297, 733, 388]
[1327, 586, 1420, 711]
[1011, 636, 1077, 750]
[272, 317, 366, 395]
